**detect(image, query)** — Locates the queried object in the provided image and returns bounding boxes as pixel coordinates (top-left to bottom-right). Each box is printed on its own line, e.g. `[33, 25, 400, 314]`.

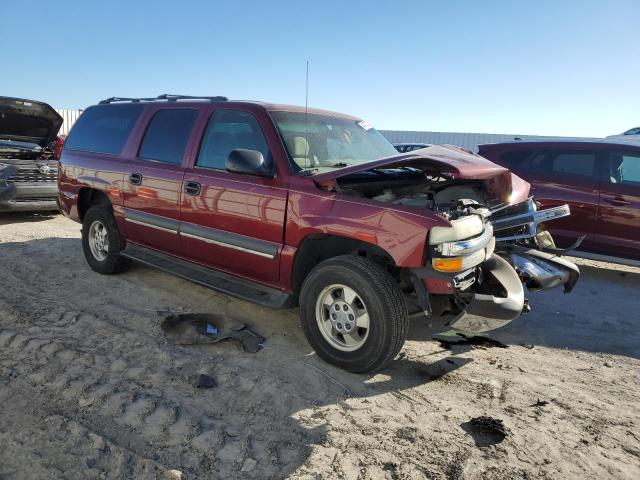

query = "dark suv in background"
[0, 96, 63, 212]
[479, 141, 640, 263]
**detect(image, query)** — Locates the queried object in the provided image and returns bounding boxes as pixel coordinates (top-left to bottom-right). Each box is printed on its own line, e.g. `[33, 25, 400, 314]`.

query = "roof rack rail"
[99, 94, 228, 105]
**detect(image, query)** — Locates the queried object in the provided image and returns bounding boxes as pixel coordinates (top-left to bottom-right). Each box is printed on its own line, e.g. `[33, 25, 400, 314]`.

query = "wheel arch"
[290, 234, 399, 298]
[77, 188, 111, 221]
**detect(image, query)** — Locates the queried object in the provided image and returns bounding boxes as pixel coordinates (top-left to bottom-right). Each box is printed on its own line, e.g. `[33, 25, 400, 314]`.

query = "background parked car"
[0, 96, 63, 213]
[393, 143, 430, 153]
[479, 141, 640, 263]
[607, 126, 640, 141]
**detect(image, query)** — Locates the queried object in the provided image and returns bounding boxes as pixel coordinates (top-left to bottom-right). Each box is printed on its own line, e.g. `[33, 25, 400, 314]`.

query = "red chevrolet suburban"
[58, 95, 579, 373]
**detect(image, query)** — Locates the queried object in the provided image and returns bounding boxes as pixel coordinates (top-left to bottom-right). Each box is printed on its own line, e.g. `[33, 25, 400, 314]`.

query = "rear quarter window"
[64, 104, 144, 155]
[497, 149, 534, 169]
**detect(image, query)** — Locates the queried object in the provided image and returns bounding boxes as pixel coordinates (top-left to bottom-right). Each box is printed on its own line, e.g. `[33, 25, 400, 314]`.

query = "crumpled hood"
[0, 96, 63, 147]
[313, 144, 531, 205]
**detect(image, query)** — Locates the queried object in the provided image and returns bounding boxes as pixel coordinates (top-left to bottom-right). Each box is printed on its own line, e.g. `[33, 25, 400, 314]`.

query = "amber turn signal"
[432, 257, 464, 272]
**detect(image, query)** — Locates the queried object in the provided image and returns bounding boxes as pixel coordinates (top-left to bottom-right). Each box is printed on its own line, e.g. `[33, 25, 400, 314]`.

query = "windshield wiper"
[296, 162, 351, 175]
[296, 168, 319, 176]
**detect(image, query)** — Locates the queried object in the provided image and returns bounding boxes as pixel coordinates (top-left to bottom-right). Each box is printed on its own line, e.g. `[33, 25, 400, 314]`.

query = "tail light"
[53, 135, 66, 160]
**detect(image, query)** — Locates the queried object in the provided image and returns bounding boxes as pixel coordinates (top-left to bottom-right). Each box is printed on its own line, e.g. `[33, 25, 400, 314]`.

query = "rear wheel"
[82, 205, 130, 274]
[299, 255, 408, 373]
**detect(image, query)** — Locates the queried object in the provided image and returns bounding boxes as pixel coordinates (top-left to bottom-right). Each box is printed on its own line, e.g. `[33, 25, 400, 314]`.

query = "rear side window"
[65, 104, 143, 155]
[139, 109, 197, 165]
[549, 152, 596, 177]
[197, 110, 270, 170]
[608, 152, 640, 185]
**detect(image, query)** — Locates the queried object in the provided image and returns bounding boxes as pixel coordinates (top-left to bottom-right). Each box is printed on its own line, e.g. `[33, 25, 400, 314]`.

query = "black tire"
[299, 255, 408, 373]
[81, 205, 130, 274]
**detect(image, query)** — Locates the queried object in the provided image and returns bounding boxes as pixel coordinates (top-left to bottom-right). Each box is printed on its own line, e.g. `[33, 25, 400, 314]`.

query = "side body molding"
[122, 208, 278, 259]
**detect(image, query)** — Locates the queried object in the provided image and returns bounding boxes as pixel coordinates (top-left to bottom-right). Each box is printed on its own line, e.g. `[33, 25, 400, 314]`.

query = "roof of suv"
[479, 139, 640, 149]
[96, 95, 360, 120]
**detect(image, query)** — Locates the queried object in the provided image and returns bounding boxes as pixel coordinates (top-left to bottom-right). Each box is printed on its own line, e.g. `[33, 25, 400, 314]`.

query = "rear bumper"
[0, 183, 58, 212]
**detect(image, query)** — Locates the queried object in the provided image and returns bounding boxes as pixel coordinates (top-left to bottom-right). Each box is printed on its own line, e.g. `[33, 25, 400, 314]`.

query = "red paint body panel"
[123, 160, 184, 255]
[286, 175, 449, 268]
[58, 149, 127, 222]
[180, 170, 287, 284]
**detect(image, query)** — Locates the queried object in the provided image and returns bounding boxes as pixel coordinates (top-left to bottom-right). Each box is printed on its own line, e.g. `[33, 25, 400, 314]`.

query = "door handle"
[184, 181, 201, 196]
[129, 172, 143, 185]
[607, 196, 631, 206]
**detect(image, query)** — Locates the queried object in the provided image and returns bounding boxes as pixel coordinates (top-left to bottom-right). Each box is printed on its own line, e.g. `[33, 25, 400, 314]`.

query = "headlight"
[429, 215, 483, 244]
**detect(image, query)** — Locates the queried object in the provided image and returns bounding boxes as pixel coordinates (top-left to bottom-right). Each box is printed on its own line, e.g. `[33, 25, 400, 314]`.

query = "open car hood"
[312, 144, 531, 205]
[0, 96, 63, 147]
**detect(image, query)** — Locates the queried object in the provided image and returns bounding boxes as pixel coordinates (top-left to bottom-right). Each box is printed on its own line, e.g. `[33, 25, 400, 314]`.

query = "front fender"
[285, 189, 449, 267]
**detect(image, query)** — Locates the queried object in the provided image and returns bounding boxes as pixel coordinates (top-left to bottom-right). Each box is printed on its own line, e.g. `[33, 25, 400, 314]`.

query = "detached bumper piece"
[450, 254, 525, 333]
[508, 247, 579, 293]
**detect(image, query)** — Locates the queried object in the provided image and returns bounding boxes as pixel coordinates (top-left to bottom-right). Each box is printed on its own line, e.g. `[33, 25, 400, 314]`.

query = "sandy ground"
[0, 213, 638, 480]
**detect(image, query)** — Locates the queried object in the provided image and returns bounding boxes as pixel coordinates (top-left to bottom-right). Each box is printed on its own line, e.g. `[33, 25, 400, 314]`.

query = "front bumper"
[412, 243, 580, 333]
[413, 197, 579, 333]
[0, 183, 59, 212]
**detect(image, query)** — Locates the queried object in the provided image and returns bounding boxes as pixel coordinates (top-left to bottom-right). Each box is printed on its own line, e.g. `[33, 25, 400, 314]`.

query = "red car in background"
[479, 141, 640, 263]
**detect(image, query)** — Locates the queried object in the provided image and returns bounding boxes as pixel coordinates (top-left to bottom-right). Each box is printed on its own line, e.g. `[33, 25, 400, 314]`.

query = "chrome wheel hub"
[88, 220, 109, 261]
[315, 284, 370, 352]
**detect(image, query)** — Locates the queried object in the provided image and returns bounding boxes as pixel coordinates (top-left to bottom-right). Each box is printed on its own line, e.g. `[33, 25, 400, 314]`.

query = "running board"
[121, 244, 294, 309]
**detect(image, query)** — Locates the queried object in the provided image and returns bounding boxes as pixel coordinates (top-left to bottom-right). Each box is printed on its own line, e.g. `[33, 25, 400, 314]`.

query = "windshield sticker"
[357, 120, 373, 130]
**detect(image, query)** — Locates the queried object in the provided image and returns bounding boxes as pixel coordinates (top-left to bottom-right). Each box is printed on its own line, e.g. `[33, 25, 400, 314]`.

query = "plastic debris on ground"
[434, 331, 508, 350]
[160, 313, 264, 353]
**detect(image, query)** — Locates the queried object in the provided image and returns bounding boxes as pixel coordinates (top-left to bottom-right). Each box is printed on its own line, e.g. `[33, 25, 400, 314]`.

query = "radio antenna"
[305, 60, 309, 169]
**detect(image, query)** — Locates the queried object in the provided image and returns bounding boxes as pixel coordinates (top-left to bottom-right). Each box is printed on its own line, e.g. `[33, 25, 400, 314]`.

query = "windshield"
[271, 111, 398, 173]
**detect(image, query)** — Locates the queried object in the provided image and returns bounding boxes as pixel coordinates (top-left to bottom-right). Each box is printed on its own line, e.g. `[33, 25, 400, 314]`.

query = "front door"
[122, 107, 198, 255]
[597, 149, 640, 259]
[180, 108, 287, 286]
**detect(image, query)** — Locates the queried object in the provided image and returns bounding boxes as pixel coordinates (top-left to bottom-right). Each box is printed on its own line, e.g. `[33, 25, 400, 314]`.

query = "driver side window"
[197, 110, 271, 170]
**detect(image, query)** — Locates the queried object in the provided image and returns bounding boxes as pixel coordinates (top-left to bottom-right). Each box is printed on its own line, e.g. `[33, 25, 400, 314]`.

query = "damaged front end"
[414, 196, 579, 333]
[312, 145, 580, 333]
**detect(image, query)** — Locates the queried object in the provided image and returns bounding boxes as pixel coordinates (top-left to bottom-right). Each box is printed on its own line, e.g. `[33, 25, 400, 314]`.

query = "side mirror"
[225, 149, 273, 178]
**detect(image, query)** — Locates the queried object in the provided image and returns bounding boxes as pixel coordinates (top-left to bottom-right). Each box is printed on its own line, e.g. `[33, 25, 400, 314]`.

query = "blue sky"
[1, 0, 638, 137]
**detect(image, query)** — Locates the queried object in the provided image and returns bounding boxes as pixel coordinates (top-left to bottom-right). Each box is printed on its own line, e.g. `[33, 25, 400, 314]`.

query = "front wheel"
[299, 255, 408, 373]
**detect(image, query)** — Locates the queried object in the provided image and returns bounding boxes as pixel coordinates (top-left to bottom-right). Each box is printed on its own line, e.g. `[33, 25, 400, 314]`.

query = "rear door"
[179, 106, 287, 286]
[122, 107, 198, 255]
[597, 149, 640, 259]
